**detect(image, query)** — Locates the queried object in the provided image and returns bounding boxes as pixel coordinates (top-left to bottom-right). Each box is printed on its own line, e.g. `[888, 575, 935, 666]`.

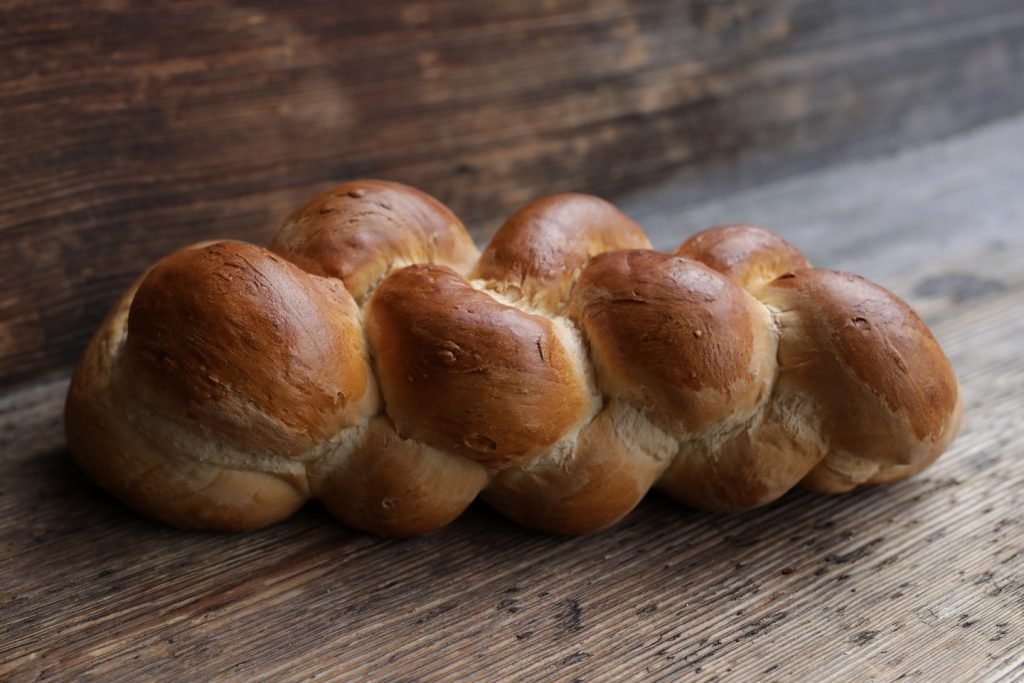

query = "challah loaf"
[65, 180, 963, 535]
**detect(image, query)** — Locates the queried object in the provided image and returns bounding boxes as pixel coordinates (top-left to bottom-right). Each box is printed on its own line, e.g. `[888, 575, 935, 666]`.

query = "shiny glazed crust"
[65, 180, 963, 535]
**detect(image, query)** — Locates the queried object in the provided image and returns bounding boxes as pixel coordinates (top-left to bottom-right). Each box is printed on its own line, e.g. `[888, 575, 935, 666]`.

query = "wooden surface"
[4, 0, 1024, 386]
[2, 116, 1023, 681]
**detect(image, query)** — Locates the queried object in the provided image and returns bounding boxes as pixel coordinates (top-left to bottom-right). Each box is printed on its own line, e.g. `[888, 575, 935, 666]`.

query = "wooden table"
[2, 115, 1022, 681]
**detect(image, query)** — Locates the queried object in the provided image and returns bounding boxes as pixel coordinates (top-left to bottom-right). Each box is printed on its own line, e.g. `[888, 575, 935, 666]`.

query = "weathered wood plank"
[627, 115, 1024, 280]
[2, 116, 1024, 679]
[2, 0, 1024, 385]
[0, 238, 1021, 681]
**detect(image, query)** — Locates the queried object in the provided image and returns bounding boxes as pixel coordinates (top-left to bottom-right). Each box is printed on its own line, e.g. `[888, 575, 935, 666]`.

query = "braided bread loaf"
[65, 180, 963, 535]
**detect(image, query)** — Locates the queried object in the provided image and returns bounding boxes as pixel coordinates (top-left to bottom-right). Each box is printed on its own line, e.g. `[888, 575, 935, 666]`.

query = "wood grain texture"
[2, 0, 1024, 386]
[2, 118, 1023, 681]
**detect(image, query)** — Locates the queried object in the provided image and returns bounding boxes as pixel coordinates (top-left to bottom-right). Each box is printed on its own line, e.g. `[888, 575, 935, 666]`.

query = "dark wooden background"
[3, 2, 1024, 680]
[2, 0, 1024, 387]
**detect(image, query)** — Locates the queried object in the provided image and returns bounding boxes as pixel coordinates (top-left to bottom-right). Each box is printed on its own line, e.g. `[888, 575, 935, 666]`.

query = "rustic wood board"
[2, 117, 1023, 681]
[4, 0, 1024, 386]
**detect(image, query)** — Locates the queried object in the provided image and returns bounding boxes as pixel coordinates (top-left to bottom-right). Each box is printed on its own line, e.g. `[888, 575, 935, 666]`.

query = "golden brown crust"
[125, 241, 373, 458]
[674, 224, 810, 289]
[64, 185, 963, 535]
[657, 395, 826, 511]
[270, 179, 479, 301]
[762, 269, 962, 470]
[65, 260, 310, 531]
[475, 193, 651, 311]
[569, 250, 773, 436]
[484, 401, 674, 534]
[68, 398, 310, 531]
[366, 264, 594, 469]
[310, 417, 489, 537]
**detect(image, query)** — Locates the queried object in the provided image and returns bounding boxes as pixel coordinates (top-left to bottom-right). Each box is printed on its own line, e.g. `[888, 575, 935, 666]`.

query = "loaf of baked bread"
[65, 180, 962, 535]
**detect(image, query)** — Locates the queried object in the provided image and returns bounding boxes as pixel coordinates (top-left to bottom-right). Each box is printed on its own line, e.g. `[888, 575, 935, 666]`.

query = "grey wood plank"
[0, 237, 1020, 681]
[3, 116, 1024, 679]
[2, 179, 1024, 679]
[624, 114, 1024, 280]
